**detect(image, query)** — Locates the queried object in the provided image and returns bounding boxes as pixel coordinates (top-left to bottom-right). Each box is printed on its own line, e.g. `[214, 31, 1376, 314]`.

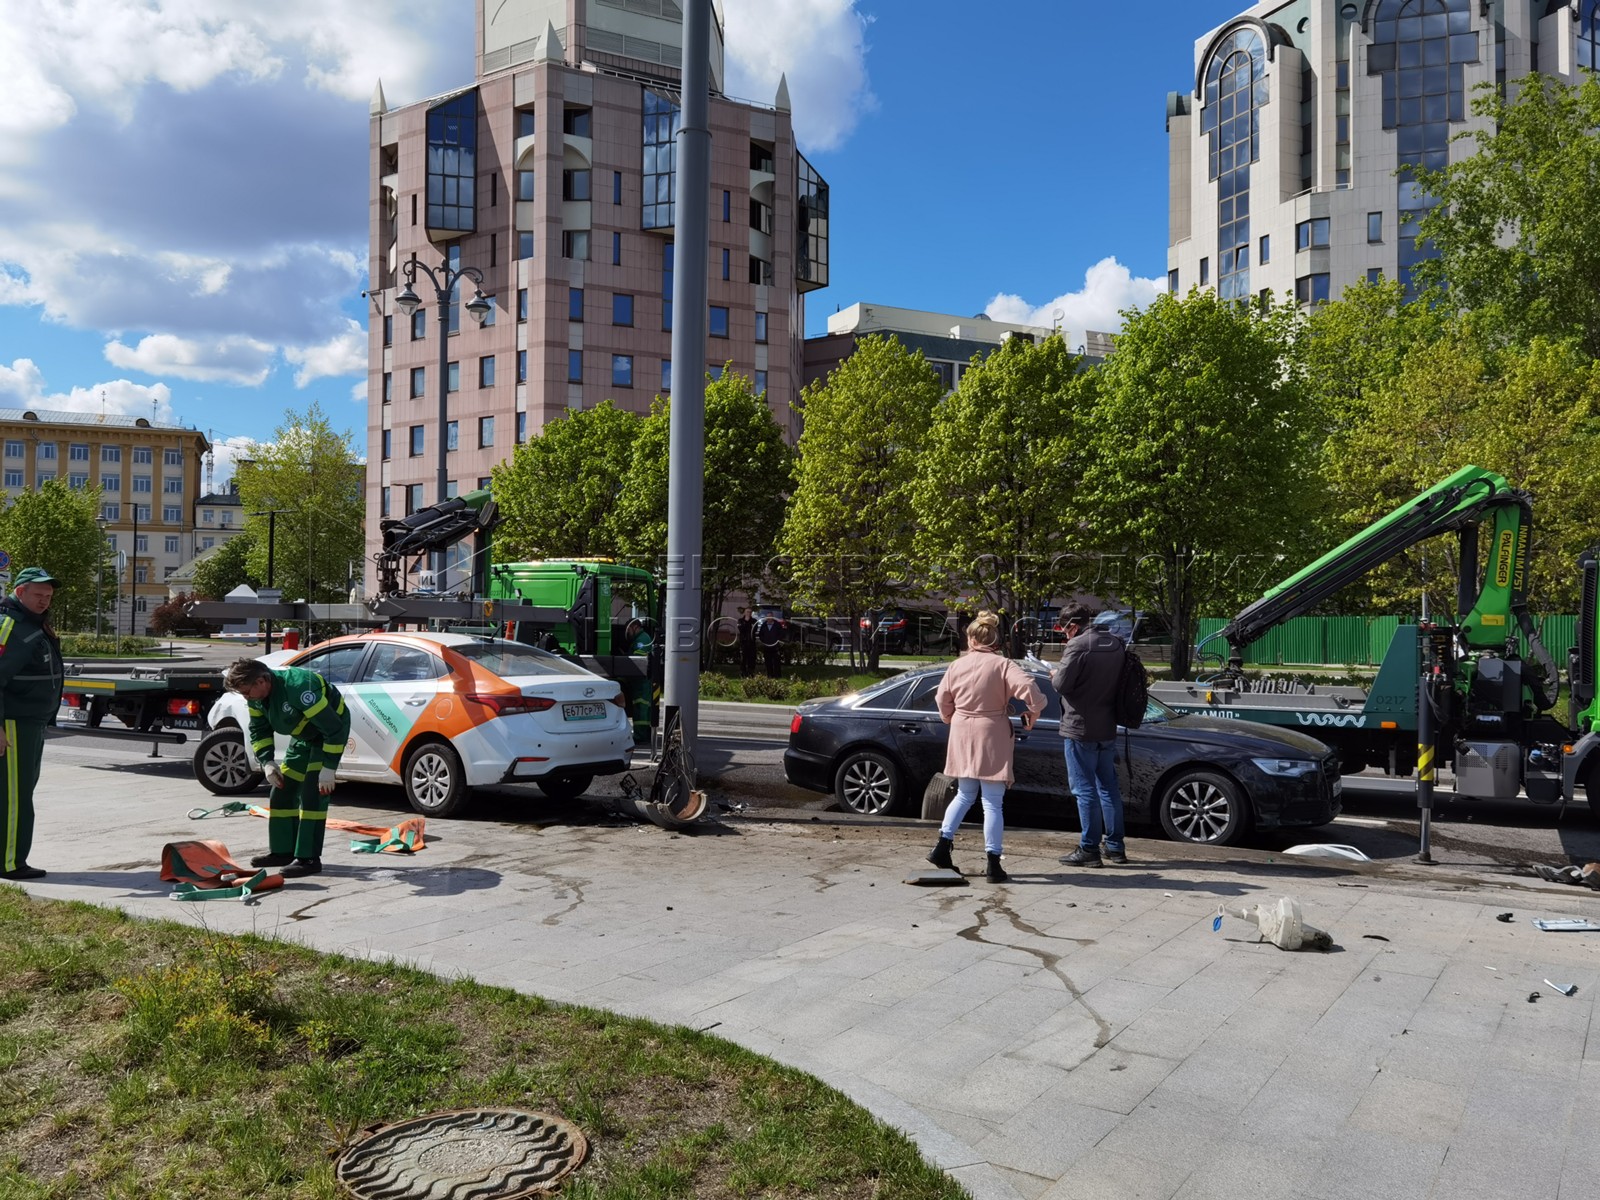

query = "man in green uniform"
[223, 657, 350, 878]
[0, 567, 65, 881]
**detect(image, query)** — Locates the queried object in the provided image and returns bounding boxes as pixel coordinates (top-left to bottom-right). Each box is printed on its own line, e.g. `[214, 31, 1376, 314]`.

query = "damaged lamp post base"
[614, 709, 708, 830]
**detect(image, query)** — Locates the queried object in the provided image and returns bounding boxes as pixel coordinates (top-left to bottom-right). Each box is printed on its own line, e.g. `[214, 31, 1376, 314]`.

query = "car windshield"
[452, 640, 598, 678]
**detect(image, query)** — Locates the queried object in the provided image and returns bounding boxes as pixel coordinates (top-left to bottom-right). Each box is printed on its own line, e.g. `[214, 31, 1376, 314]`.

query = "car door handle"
[896, 723, 921, 733]
[404, 699, 427, 707]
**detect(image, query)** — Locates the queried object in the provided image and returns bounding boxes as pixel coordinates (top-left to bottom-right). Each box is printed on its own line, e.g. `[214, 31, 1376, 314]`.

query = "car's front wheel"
[834, 750, 902, 815]
[403, 741, 468, 817]
[1158, 768, 1248, 845]
[536, 774, 593, 801]
[192, 727, 264, 795]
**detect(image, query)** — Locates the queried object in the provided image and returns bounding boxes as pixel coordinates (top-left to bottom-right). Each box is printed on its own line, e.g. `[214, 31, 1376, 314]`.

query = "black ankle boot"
[986, 852, 1009, 883]
[927, 836, 955, 871]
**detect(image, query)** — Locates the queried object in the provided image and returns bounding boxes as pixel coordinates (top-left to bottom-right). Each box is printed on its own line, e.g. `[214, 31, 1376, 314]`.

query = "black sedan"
[783, 661, 1342, 846]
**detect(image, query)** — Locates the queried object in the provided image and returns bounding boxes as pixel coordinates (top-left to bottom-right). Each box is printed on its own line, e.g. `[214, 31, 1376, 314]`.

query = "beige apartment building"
[366, 0, 829, 575]
[0, 407, 210, 633]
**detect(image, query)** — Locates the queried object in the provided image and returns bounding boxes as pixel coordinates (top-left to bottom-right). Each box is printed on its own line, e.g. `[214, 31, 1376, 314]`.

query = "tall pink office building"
[365, 0, 828, 558]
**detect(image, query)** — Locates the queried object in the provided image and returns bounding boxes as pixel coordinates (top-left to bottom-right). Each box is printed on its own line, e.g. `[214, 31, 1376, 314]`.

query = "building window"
[4, 442, 24, 459]
[797, 153, 830, 290]
[754, 370, 767, 395]
[561, 230, 588, 260]
[135, 504, 150, 522]
[755, 312, 768, 343]
[613, 170, 622, 204]
[1368, 211, 1384, 242]
[517, 288, 528, 322]
[662, 241, 674, 331]
[410, 426, 425, 456]
[612, 232, 621, 264]
[517, 412, 527, 444]
[709, 305, 729, 338]
[383, 315, 392, 346]
[101, 474, 120, 492]
[748, 255, 773, 286]
[135, 534, 149, 553]
[1367, 267, 1384, 284]
[613, 293, 634, 326]
[131, 447, 150, 464]
[135, 566, 148, 584]
[202, 509, 215, 524]
[69, 473, 88, 489]
[411, 367, 426, 397]
[70, 443, 90, 462]
[382, 429, 391, 460]
[1259, 234, 1270, 265]
[563, 107, 591, 137]
[517, 109, 536, 138]
[721, 248, 730, 280]
[749, 198, 772, 236]
[1583, 0, 1600, 70]
[479, 416, 494, 447]
[708, 364, 724, 381]
[722, 190, 730, 222]
[406, 484, 424, 515]
[518, 231, 535, 259]
[478, 477, 492, 490]
[562, 169, 591, 201]
[568, 350, 583, 383]
[163, 478, 183, 495]
[220, 511, 230, 527]
[1296, 218, 1331, 250]
[163, 505, 180, 522]
[516, 170, 536, 201]
[642, 90, 678, 229]
[102, 446, 121, 463]
[569, 287, 584, 321]
[101, 503, 119, 521]
[1202, 25, 1267, 301]
[36, 472, 54, 485]
[518, 350, 527, 382]
[1199, 257, 1210, 286]
[133, 475, 152, 493]
[3, 470, 22, 488]
[164, 448, 182, 466]
[661, 359, 672, 392]
[381, 372, 392, 404]
[412, 310, 426, 340]
[446, 361, 459, 392]
[1296, 273, 1332, 305]
[479, 355, 495, 387]
[425, 91, 476, 232]
[165, 536, 179, 554]
[612, 355, 633, 388]
[446, 421, 459, 452]
[381, 487, 391, 518]
[1167, 268, 1179, 293]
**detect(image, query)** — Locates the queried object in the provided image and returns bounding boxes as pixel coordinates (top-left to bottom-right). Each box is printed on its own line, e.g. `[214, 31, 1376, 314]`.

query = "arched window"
[1202, 27, 1268, 300]
[1366, 0, 1478, 288]
[1581, 0, 1600, 71]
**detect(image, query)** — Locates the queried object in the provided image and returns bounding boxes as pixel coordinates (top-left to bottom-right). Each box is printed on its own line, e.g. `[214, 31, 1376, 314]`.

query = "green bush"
[59, 634, 161, 658]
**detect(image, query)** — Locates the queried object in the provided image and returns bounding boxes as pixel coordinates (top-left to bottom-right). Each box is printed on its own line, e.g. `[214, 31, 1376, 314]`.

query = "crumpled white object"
[1217, 897, 1333, 951]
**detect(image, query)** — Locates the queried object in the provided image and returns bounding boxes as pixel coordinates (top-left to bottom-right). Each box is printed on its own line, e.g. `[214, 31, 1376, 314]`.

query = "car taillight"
[464, 692, 557, 717]
[166, 699, 200, 717]
[65, 694, 83, 708]
[609, 692, 626, 707]
[790, 712, 803, 734]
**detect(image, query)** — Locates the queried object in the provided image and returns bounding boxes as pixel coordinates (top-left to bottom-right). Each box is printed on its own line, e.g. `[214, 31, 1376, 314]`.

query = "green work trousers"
[267, 737, 330, 860]
[2, 719, 45, 873]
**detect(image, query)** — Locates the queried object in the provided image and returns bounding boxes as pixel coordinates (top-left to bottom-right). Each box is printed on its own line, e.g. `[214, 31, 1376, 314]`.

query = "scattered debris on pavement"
[1283, 843, 1371, 861]
[1213, 897, 1333, 951]
[1530, 863, 1600, 888]
[1495, 912, 1514, 922]
[1544, 979, 1579, 996]
[1531, 917, 1600, 932]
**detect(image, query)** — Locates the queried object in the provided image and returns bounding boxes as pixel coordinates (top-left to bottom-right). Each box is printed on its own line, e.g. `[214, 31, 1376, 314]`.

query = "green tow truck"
[1150, 465, 1600, 812]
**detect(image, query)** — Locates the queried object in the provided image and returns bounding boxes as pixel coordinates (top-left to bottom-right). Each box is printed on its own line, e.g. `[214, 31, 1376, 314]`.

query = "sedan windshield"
[452, 640, 598, 678]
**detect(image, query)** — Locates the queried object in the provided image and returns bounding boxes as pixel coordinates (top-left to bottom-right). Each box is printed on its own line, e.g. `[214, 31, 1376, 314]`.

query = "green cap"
[13, 567, 60, 588]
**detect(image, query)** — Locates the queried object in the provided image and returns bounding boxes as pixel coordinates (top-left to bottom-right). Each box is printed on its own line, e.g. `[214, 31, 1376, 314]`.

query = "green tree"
[189, 530, 258, 599]
[0, 479, 110, 630]
[1411, 73, 1600, 357]
[234, 405, 365, 604]
[491, 401, 642, 560]
[1078, 290, 1315, 675]
[778, 335, 941, 667]
[614, 370, 794, 657]
[910, 334, 1091, 642]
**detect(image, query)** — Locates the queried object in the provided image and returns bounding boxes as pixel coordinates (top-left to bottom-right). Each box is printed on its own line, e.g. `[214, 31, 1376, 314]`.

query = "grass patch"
[0, 888, 967, 1200]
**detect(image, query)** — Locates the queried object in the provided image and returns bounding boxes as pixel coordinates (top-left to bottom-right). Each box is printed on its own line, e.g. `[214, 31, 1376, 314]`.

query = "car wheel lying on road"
[404, 741, 468, 817]
[193, 727, 264, 796]
[834, 749, 902, 815]
[1159, 767, 1248, 846]
[536, 774, 593, 801]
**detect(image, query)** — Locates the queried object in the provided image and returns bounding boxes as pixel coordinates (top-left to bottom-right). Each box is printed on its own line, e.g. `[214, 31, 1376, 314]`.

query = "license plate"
[562, 701, 607, 722]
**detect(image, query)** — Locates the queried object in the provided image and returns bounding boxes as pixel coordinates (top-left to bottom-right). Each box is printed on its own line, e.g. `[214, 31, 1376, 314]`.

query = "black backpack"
[1115, 648, 1149, 729]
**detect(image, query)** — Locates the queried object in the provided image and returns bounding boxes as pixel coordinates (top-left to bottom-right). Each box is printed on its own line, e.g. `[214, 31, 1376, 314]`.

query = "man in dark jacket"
[0, 567, 65, 880]
[1051, 607, 1127, 866]
[736, 607, 757, 677]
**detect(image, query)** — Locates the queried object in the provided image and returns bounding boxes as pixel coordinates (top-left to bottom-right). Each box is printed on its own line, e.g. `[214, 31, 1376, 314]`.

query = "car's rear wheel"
[1158, 768, 1248, 845]
[193, 726, 263, 796]
[403, 741, 468, 817]
[536, 774, 593, 801]
[834, 749, 902, 815]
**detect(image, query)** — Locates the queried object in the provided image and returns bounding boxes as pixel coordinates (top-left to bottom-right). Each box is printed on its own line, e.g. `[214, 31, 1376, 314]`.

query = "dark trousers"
[762, 644, 782, 678]
[740, 641, 757, 677]
[1, 719, 45, 872]
[267, 737, 331, 860]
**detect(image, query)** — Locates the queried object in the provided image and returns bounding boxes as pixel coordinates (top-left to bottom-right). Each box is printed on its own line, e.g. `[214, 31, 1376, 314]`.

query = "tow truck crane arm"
[375, 487, 499, 597]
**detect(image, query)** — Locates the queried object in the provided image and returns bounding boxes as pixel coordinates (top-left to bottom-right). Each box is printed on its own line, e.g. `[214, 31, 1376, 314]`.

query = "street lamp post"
[95, 517, 108, 639]
[251, 508, 287, 651]
[127, 500, 139, 639]
[394, 257, 492, 593]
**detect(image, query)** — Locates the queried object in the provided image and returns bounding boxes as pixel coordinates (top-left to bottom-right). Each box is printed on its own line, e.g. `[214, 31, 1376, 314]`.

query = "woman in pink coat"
[926, 610, 1046, 883]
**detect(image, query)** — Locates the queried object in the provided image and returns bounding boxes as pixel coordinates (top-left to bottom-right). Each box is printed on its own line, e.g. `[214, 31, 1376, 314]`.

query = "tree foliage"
[234, 404, 365, 604]
[1412, 73, 1600, 357]
[492, 401, 642, 561]
[189, 531, 258, 600]
[1077, 290, 1316, 674]
[614, 370, 794, 649]
[0, 479, 110, 630]
[910, 334, 1090, 631]
[778, 335, 941, 665]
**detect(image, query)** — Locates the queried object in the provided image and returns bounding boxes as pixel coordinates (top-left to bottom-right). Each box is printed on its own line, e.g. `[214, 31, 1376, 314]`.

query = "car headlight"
[1250, 757, 1317, 777]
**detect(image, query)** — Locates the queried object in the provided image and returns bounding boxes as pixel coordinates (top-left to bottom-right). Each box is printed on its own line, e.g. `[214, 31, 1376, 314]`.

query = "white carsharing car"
[196, 632, 634, 817]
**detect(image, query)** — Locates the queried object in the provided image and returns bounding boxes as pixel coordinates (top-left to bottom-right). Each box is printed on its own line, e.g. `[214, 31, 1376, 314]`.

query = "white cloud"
[208, 435, 257, 490]
[0, 358, 47, 403]
[104, 334, 276, 386]
[0, 360, 177, 422]
[723, 0, 875, 153]
[284, 319, 366, 387]
[985, 258, 1166, 350]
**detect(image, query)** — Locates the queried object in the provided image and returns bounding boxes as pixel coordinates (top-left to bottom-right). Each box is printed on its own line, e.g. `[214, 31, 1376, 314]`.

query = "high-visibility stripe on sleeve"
[0, 617, 13, 648]
[322, 742, 347, 755]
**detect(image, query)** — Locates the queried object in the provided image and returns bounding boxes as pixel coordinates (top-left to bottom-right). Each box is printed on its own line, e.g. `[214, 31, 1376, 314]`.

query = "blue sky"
[0, 0, 1247, 482]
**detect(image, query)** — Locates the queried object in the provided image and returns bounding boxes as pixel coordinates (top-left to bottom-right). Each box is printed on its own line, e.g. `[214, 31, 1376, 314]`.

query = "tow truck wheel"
[403, 741, 468, 817]
[1158, 768, 1248, 846]
[536, 774, 593, 801]
[193, 727, 264, 796]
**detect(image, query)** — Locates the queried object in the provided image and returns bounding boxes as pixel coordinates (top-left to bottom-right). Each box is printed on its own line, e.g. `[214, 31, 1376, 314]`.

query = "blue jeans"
[940, 778, 1006, 854]
[1064, 739, 1123, 854]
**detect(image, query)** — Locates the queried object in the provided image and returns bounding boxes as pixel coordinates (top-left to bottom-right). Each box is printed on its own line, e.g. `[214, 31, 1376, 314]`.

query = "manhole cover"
[335, 1106, 588, 1199]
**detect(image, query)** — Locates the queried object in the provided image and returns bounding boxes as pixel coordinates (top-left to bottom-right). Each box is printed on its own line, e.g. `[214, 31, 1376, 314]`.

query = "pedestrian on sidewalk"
[758, 614, 784, 678]
[0, 567, 65, 881]
[1052, 607, 1127, 867]
[737, 607, 757, 677]
[926, 610, 1045, 883]
[223, 658, 350, 878]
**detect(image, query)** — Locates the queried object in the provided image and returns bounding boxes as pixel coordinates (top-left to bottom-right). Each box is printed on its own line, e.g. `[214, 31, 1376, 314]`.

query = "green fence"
[1194, 614, 1577, 667]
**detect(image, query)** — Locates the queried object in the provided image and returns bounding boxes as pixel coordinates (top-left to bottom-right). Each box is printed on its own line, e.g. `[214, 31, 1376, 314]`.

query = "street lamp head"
[465, 290, 492, 326]
[395, 284, 422, 317]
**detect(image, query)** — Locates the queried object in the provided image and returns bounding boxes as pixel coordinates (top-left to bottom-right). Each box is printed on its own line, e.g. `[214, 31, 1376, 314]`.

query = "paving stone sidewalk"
[19, 757, 1600, 1200]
